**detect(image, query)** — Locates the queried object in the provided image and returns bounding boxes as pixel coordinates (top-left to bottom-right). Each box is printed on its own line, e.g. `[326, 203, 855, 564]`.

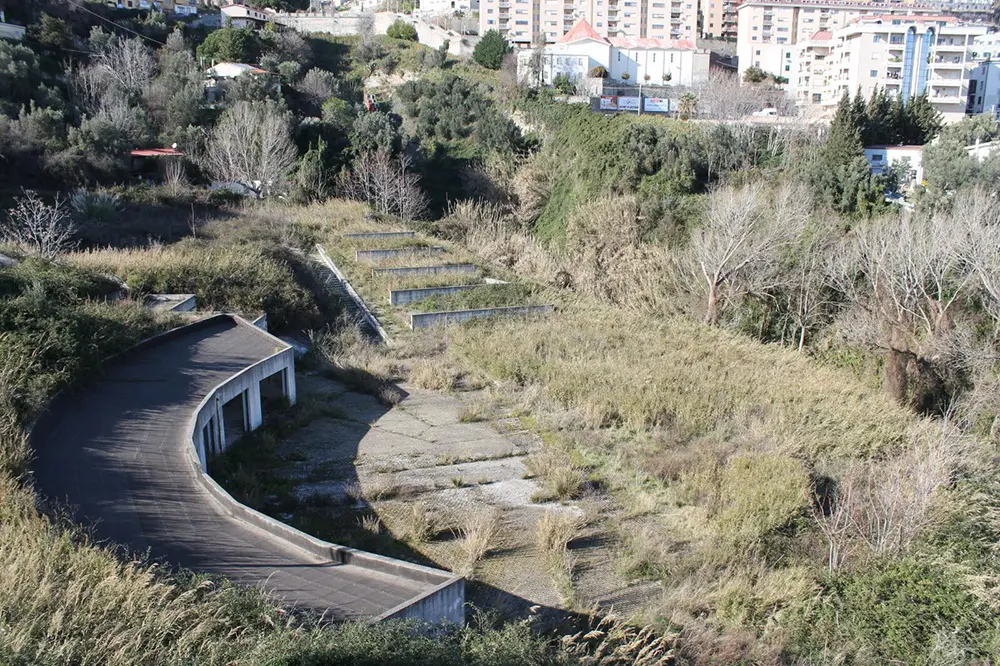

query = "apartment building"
[967, 34, 1000, 116]
[792, 16, 988, 121]
[480, 0, 699, 47]
[700, 0, 738, 40]
[736, 0, 940, 81]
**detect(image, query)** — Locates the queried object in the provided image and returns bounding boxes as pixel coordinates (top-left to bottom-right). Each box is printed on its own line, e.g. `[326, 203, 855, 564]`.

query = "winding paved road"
[33, 319, 431, 620]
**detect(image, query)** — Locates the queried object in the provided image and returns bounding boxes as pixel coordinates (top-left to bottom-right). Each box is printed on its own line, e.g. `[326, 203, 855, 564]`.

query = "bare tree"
[92, 37, 157, 100]
[833, 209, 977, 403]
[341, 149, 428, 221]
[815, 427, 961, 570]
[204, 102, 298, 198]
[690, 181, 809, 325]
[2, 190, 76, 260]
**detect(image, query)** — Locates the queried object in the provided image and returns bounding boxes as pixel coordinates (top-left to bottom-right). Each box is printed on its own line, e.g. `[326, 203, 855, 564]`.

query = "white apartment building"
[968, 33, 1000, 116]
[736, 0, 941, 82]
[481, 0, 698, 47]
[107, 0, 198, 14]
[791, 16, 988, 121]
[517, 18, 709, 85]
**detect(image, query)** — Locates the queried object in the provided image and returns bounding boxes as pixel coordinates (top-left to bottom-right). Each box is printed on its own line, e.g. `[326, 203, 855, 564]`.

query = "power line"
[63, 0, 166, 46]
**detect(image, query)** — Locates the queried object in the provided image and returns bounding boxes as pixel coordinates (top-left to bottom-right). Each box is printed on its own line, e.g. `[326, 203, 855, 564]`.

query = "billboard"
[644, 97, 672, 113]
[617, 96, 640, 111]
[599, 96, 618, 110]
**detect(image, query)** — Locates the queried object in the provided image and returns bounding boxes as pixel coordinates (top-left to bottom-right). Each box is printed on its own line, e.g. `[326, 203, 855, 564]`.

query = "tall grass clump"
[65, 239, 321, 330]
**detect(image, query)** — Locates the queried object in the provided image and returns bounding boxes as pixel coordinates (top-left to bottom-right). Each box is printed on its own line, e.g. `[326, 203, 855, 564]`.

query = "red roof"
[558, 19, 610, 44]
[809, 30, 832, 40]
[130, 148, 184, 157]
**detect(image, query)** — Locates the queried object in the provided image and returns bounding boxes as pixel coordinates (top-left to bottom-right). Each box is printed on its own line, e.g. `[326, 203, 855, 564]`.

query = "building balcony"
[934, 43, 967, 51]
[931, 60, 966, 68]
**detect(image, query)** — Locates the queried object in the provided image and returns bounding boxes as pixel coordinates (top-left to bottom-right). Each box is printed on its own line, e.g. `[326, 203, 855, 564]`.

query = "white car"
[752, 108, 778, 117]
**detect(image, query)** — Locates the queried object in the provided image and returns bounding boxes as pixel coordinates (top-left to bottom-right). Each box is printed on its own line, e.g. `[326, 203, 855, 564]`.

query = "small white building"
[864, 145, 924, 188]
[517, 19, 709, 90]
[221, 4, 272, 27]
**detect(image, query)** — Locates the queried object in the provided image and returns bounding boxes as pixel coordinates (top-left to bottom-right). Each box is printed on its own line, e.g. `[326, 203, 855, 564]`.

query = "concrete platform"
[31, 319, 447, 621]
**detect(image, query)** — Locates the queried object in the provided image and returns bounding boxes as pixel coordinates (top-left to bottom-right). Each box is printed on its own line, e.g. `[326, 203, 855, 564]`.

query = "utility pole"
[638, 80, 642, 116]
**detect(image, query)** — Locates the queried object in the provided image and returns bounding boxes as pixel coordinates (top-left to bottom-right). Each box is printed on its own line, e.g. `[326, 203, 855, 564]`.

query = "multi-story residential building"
[480, 0, 699, 47]
[736, 0, 941, 82]
[791, 15, 988, 121]
[699, 0, 739, 40]
[516, 18, 709, 84]
[967, 34, 1000, 116]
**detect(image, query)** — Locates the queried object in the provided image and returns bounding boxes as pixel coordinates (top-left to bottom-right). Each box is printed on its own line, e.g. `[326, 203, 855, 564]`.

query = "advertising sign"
[599, 96, 618, 110]
[644, 97, 672, 113]
[617, 96, 640, 111]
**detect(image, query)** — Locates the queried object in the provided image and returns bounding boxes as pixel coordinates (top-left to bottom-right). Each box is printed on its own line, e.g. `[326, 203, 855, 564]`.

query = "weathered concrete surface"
[409, 304, 555, 329]
[389, 284, 480, 306]
[31, 319, 445, 621]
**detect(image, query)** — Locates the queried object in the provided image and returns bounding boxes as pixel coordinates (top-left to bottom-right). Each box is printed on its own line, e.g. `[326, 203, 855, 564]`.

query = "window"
[979, 96, 983, 104]
[617, 52, 621, 61]
[652, 23, 664, 28]
[873, 34, 881, 43]
[812, 92, 821, 102]
[653, 12, 663, 17]
[487, 18, 495, 23]
[596, 20, 603, 25]
[487, 8, 493, 12]
[752, 36, 757, 41]
[670, 53, 674, 62]
[624, 11, 632, 15]
[786, 51, 791, 58]
[753, 25, 758, 30]
[890, 34, 903, 44]
[871, 153, 884, 161]
[777, 37, 787, 43]
[870, 69, 878, 77]
[755, 49, 760, 55]
[785, 64, 790, 71]
[652, 53, 656, 62]
[777, 26, 788, 32]
[515, 19, 528, 24]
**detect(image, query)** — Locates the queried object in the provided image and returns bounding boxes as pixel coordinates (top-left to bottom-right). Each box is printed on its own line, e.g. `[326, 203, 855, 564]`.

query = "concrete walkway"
[32, 320, 434, 620]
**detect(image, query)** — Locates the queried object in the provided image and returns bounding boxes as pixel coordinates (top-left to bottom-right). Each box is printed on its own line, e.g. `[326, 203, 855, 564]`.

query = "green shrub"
[795, 559, 997, 665]
[386, 19, 418, 41]
[472, 29, 511, 70]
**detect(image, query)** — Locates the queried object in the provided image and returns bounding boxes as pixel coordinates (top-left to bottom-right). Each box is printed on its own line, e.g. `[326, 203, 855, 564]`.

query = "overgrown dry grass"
[454, 507, 504, 577]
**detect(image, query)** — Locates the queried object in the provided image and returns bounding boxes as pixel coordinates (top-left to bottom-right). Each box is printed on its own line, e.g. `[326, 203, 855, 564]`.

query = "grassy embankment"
[291, 194, 1000, 665]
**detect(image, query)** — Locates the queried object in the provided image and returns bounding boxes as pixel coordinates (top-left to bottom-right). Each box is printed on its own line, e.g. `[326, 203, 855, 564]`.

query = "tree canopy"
[472, 29, 511, 70]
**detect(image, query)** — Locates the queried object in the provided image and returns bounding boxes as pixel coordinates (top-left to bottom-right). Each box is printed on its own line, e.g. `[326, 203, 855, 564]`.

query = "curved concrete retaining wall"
[30, 314, 462, 625]
[389, 284, 479, 306]
[186, 317, 463, 624]
[409, 304, 555, 329]
[372, 263, 478, 279]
